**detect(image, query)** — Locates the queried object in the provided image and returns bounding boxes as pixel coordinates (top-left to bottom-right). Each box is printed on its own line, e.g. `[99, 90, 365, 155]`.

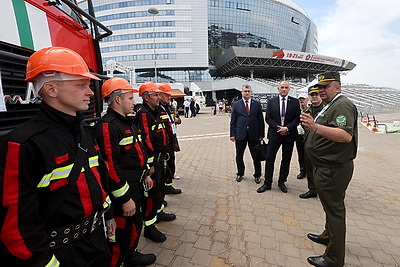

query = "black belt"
[48, 211, 104, 249]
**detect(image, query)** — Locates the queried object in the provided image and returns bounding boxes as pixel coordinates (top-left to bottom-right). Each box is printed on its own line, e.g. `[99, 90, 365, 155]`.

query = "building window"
[96, 10, 175, 22]
[210, 0, 219, 7]
[237, 3, 250, 11]
[94, 0, 175, 12]
[226, 1, 234, 8]
[102, 32, 176, 42]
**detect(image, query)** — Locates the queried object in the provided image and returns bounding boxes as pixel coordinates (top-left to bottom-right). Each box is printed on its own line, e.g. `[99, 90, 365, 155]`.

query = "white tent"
[190, 82, 201, 92]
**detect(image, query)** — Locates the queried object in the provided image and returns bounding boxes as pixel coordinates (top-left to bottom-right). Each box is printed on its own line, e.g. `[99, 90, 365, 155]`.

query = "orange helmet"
[158, 83, 173, 95]
[101, 77, 138, 99]
[26, 47, 100, 82]
[139, 81, 160, 97]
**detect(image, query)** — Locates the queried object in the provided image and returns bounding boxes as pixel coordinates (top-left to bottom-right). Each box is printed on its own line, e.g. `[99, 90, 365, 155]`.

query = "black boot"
[156, 211, 176, 223]
[144, 225, 166, 243]
[124, 250, 156, 266]
[164, 185, 182, 194]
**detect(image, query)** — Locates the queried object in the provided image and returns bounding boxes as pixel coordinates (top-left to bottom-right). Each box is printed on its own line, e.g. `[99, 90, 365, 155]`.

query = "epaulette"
[6, 118, 49, 144]
[101, 113, 117, 123]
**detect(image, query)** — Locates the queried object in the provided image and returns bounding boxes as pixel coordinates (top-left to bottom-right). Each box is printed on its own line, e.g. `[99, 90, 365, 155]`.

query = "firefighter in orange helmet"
[0, 47, 111, 266]
[158, 83, 182, 195]
[95, 77, 156, 266]
[134, 82, 176, 243]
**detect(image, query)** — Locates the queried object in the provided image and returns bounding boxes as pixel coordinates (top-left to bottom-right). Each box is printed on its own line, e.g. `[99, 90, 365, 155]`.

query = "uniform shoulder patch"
[336, 115, 347, 126]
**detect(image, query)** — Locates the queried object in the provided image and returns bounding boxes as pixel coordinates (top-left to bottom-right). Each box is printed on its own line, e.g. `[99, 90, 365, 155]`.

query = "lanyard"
[314, 93, 342, 122]
[161, 105, 177, 134]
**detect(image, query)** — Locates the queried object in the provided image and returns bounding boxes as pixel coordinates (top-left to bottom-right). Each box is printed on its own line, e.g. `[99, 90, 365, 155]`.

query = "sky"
[294, 0, 400, 89]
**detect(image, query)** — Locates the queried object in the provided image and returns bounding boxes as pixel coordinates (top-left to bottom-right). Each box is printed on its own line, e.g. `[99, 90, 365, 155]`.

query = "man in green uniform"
[300, 72, 358, 267]
[299, 85, 324, 199]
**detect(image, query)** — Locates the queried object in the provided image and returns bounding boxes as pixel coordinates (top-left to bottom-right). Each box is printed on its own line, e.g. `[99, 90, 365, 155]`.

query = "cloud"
[316, 0, 400, 89]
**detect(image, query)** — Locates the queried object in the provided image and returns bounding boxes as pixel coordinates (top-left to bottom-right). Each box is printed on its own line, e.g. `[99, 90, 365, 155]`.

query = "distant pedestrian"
[189, 98, 196, 118]
[171, 98, 178, 112]
[183, 98, 190, 118]
[218, 100, 224, 115]
[210, 99, 216, 115]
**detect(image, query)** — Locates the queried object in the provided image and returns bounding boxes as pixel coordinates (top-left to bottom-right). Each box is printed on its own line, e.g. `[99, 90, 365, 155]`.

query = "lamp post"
[148, 7, 159, 83]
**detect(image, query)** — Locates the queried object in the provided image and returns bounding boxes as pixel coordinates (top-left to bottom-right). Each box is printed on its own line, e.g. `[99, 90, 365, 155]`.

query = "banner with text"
[272, 49, 350, 68]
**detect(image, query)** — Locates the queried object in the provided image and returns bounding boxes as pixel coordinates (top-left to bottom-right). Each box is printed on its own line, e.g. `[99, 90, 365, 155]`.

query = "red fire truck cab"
[0, 0, 112, 136]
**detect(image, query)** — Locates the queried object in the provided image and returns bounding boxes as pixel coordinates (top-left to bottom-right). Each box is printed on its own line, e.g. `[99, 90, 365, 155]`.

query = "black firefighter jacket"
[134, 103, 169, 165]
[95, 108, 148, 205]
[0, 103, 109, 266]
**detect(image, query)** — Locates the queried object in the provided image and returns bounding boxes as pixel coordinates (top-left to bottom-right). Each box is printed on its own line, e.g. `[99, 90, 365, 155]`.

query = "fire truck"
[0, 0, 112, 136]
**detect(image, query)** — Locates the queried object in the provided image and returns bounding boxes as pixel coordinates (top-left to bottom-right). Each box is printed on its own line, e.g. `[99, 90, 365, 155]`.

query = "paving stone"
[209, 256, 230, 267]
[154, 248, 175, 266]
[228, 248, 248, 266]
[175, 242, 196, 258]
[170, 255, 193, 266]
[194, 236, 213, 250]
[190, 248, 213, 266]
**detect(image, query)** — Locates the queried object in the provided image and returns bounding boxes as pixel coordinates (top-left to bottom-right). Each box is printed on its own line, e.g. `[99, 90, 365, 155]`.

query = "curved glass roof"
[276, 0, 308, 17]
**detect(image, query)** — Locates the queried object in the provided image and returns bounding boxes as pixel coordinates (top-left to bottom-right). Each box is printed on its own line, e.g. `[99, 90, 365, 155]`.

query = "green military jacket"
[304, 103, 324, 118]
[304, 95, 358, 166]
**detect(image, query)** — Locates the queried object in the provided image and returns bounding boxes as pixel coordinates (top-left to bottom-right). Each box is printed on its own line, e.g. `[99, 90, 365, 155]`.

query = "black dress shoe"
[257, 184, 271, 193]
[236, 175, 243, 182]
[299, 191, 317, 199]
[307, 255, 330, 267]
[297, 172, 306, 179]
[254, 176, 261, 184]
[278, 182, 288, 193]
[307, 233, 329, 245]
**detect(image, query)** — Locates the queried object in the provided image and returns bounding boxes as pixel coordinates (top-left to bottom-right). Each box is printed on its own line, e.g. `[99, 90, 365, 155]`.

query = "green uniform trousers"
[304, 150, 316, 193]
[314, 160, 353, 267]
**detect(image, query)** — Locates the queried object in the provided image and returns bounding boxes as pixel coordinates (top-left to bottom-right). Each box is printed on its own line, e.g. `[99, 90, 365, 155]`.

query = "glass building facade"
[208, 0, 317, 65]
[80, 0, 317, 82]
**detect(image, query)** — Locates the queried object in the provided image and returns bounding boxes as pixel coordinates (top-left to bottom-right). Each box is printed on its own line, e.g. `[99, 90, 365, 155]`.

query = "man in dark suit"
[257, 81, 301, 193]
[230, 85, 265, 183]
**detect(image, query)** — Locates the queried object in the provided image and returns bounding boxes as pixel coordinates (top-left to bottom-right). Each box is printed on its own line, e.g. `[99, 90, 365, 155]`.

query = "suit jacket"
[265, 96, 300, 142]
[230, 99, 265, 141]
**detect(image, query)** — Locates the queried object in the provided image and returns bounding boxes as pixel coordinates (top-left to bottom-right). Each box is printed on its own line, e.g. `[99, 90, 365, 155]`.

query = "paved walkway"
[138, 110, 400, 267]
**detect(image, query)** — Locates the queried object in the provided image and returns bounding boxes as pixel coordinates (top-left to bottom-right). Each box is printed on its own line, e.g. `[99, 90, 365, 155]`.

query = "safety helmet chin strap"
[106, 90, 132, 105]
[32, 72, 89, 95]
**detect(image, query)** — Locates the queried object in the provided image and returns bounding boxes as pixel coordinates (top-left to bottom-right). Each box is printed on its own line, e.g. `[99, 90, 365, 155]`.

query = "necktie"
[281, 98, 286, 125]
[245, 100, 250, 115]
